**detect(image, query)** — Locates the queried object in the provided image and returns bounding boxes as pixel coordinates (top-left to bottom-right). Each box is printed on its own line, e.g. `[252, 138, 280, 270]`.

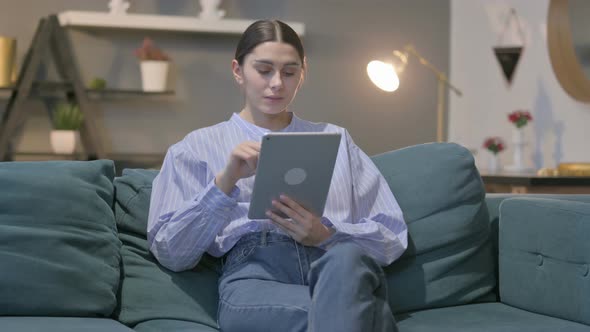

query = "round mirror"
[548, 0, 590, 102]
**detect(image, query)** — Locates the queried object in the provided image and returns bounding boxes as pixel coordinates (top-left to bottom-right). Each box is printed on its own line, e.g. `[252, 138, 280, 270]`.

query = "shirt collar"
[230, 112, 301, 137]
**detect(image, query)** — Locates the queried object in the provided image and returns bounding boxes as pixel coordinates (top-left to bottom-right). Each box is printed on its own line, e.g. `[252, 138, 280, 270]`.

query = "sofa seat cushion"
[371, 143, 495, 313]
[0, 160, 121, 317]
[113, 169, 220, 329]
[0, 317, 134, 331]
[396, 303, 590, 332]
[134, 319, 219, 332]
[499, 197, 590, 325]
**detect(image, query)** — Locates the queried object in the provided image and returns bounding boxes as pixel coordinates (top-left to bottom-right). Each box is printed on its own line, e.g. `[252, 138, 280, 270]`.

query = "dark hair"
[234, 20, 305, 66]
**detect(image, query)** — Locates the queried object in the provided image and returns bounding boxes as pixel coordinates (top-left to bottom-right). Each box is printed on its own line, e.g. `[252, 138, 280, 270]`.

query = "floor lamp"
[367, 44, 462, 142]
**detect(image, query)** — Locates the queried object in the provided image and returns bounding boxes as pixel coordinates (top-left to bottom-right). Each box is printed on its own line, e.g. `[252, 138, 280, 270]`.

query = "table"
[480, 171, 590, 194]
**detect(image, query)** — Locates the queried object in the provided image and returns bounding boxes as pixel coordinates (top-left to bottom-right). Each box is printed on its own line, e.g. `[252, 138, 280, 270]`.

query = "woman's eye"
[283, 72, 295, 77]
[257, 69, 271, 75]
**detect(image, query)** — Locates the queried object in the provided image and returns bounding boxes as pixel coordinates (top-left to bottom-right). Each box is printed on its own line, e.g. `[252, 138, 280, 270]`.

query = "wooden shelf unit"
[2, 11, 306, 163]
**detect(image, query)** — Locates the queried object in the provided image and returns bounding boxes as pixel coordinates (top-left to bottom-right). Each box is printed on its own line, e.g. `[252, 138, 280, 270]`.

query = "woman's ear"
[299, 56, 307, 85]
[232, 59, 244, 85]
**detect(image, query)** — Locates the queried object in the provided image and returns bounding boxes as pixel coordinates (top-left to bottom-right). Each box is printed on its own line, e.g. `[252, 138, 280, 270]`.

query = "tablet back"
[248, 132, 341, 220]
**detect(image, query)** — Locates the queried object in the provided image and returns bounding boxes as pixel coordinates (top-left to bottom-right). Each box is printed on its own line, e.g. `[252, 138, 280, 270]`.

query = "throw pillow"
[0, 160, 120, 317]
[372, 142, 495, 313]
[113, 169, 220, 329]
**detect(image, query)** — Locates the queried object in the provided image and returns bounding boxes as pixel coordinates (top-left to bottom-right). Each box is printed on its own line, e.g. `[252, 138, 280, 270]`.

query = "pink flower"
[483, 136, 505, 154]
[134, 37, 170, 61]
[508, 110, 533, 128]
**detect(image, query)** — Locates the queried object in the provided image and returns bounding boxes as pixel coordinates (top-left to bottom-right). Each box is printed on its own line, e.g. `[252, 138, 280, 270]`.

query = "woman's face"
[233, 41, 304, 116]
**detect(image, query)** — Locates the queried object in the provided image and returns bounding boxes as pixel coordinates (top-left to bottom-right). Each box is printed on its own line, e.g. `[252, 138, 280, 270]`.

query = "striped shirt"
[147, 112, 407, 272]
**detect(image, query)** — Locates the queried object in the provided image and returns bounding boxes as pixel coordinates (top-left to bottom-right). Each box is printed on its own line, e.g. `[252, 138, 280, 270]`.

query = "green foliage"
[89, 77, 107, 90]
[52, 102, 84, 130]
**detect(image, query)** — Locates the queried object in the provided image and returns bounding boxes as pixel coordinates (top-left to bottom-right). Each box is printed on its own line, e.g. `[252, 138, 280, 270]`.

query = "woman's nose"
[270, 72, 283, 90]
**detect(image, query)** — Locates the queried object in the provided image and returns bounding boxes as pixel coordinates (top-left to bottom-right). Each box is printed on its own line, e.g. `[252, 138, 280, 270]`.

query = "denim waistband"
[233, 230, 293, 249]
[221, 231, 297, 276]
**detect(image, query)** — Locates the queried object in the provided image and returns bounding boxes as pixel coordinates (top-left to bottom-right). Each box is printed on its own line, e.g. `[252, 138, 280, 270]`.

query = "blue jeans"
[217, 231, 398, 332]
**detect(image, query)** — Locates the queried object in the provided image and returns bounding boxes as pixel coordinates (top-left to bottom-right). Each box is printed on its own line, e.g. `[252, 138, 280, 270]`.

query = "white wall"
[449, 0, 590, 172]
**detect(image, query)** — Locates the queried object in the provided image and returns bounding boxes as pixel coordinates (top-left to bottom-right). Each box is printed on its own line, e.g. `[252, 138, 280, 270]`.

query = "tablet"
[248, 132, 342, 220]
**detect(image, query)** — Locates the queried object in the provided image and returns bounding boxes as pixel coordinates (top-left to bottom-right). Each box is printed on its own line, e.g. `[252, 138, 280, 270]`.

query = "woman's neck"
[239, 108, 292, 131]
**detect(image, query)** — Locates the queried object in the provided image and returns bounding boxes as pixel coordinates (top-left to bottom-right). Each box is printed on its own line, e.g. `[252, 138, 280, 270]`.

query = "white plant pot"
[140, 61, 169, 92]
[50, 130, 78, 154]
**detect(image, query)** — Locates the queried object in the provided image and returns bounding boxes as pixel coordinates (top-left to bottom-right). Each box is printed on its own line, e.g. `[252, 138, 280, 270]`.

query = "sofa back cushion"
[499, 197, 590, 325]
[372, 143, 495, 313]
[113, 169, 219, 329]
[0, 160, 120, 317]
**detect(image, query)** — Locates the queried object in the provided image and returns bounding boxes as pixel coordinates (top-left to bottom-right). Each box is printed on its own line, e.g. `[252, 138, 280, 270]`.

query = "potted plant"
[50, 102, 83, 154]
[508, 109, 533, 128]
[482, 136, 505, 173]
[134, 37, 170, 92]
[89, 77, 107, 90]
[506, 109, 533, 172]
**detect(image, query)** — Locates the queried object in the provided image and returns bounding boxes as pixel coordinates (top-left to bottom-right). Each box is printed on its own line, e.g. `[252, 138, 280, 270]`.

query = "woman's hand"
[266, 195, 334, 246]
[216, 141, 261, 194]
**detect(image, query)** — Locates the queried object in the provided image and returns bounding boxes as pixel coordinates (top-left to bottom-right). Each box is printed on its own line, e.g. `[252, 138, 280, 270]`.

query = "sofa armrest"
[498, 197, 590, 326]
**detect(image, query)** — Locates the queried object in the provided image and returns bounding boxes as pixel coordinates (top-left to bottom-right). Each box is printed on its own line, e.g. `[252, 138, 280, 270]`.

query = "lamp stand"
[403, 45, 462, 142]
[437, 76, 445, 142]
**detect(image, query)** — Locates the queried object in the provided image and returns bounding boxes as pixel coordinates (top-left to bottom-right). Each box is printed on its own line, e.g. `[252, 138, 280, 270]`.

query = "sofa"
[0, 142, 589, 332]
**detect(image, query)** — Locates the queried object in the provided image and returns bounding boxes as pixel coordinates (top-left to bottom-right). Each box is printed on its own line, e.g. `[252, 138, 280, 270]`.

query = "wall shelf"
[0, 82, 174, 99]
[58, 11, 306, 36]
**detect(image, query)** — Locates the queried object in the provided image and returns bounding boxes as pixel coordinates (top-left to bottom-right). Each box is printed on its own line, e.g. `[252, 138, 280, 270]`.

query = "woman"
[147, 19, 407, 332]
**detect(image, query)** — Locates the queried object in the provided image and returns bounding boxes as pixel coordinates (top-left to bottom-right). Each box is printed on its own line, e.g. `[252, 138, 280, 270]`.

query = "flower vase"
[505, 128, 532, 172]
[487, 153, 501, 173]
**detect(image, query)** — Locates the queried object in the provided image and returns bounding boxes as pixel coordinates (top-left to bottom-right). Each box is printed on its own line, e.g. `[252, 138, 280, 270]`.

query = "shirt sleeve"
[147, 142, 239, 272]
[318, 131, 408, 266]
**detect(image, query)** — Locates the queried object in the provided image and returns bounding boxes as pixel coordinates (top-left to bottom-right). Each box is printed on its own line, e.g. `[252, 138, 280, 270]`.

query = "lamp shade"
[367, 60, 399, 92]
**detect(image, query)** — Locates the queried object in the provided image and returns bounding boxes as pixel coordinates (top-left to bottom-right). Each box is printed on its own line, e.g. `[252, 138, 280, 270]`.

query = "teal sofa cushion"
[485, 193, 590, 291]
[0, 160, 120, 317]
[0, 317, 134, 332]
[113, 169, 220, 329]
[396, 302, 590, 332]
[371, 143, 495, 313]
[134, 319, 219, 332]
[499, 197, 590, 326]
